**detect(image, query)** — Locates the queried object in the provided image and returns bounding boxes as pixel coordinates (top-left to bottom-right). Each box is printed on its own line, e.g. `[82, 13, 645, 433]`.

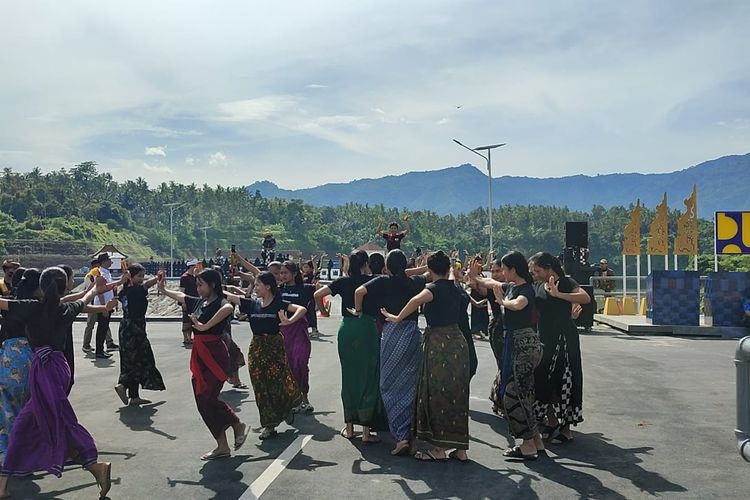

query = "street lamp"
[164, 202, 185, 278]
[453, 139, 506, 255]
[198, 226, 212, 260]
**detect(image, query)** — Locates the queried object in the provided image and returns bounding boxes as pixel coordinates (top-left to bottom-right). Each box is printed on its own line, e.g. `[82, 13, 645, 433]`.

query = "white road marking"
[239, 434, 313, 500]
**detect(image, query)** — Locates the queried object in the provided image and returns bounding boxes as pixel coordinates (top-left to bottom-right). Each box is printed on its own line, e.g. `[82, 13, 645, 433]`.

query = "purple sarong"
[280, 317, 311, 395]
[1, 347, 98, 477]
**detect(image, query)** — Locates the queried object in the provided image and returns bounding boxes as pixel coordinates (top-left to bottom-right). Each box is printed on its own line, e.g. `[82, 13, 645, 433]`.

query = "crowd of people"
[0, 221, 594, 497]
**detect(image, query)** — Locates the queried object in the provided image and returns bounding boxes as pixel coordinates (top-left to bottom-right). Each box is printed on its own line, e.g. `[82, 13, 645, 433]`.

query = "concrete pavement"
[6, 309, 750, 499]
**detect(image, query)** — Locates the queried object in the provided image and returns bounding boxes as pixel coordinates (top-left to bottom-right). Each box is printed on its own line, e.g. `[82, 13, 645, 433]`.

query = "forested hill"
[247, 153, 750, 218]
[0, 162, 743, 273]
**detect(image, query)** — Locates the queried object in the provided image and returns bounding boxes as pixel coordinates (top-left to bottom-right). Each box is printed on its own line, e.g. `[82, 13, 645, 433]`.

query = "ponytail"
[385, 250, 408, 281]
[529, 252, 565, 277]
[39, 267, 68, 325]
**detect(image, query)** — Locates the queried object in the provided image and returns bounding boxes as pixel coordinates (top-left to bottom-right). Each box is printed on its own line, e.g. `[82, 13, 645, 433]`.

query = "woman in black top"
[382, 251, 470, 463]
[494, 251, 544, 461]
[529, 252, 590, 444]
[159, 269, 249, 461]
[0, 268, 39, 456]
[113, 263, 165, 407]
[353, 250, 427, 456]
[278, 261, 316, 412]
[225, 272, 305, 440]
[314, 250, 385, 443]
[0, 267, 116, 498]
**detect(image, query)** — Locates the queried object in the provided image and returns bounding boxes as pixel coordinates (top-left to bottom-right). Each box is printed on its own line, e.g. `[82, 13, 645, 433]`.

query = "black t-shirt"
[184, 295, 230, 336]
[280, 283, 316, 307]
[329, 274, 377, 318]
[382, 232, 407, 251]
[424, 279, 462, 327]
[364, 274, 427, 321]
[534, 277, 578, 335]
[302, 272, 316, 285]
[503, 282, 536, 331]
[180, 272, 198, 297]
[119, 285, 148, 321]
[239, 295, 292, 335]
[6, 299, 85, 350]
[1, 304, 28, 341]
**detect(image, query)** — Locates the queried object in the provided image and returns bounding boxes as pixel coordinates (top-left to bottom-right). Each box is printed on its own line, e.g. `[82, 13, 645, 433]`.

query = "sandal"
[503, 446, 538, 461]
[415, 450, 448, 462]
[340, 427, 354, 439]
[448, 450, 470, 463]
[259, 428, 278, 440]
[550, 433, 573, 444]
[234, 423, 249, 450]
[201, 450, 230, 461]
[391, 442, 411, 456]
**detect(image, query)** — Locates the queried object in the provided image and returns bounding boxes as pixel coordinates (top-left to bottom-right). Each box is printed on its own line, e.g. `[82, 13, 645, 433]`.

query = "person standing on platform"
[375, 215, 411, 251]
[180, 260, 199, 345]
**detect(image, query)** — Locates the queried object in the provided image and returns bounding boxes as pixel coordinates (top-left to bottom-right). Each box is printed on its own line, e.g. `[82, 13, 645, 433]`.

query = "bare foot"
[88, 462, 112, 498]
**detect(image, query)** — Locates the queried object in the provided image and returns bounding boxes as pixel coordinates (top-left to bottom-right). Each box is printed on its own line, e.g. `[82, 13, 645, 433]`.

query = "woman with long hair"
[0, 267, 117, 498]
[302, 256, 322, 337]
[381, 251, 470, 462]
[494, 251, 544, 460]
[353, 249, 427, 456]
[159, 269, 249, 460]
[529, 252, 590, 444]
[314, 250, 385, 443]
[224, 272, 304, 439]
[0, 268, 39, 455]
[278, 261, 316, 412]
[114, 263, 166, 406]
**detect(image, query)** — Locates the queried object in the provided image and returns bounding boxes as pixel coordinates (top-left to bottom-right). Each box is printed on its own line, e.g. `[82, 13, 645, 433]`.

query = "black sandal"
[415, 450, 448, 462]
[448, 450, 470, 463]
[503, 446, 538, 461]
[550, 433, 573, 444]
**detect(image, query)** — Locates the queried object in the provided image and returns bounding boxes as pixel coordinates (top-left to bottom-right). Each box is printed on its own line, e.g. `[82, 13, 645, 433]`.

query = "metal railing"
[736, 336, 750, 462]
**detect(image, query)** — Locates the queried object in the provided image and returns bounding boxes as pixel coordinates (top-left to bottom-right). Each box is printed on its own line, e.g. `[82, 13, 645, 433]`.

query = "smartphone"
[231, 244, 236, 253]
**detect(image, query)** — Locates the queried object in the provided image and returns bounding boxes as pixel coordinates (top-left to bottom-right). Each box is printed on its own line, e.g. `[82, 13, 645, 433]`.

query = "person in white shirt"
[94, 253, 119, 358]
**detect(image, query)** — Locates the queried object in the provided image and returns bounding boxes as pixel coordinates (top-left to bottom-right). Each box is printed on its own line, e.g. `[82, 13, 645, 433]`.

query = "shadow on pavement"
[117, 401, 177, 441]
[528, 431, 687, 498]
[167, 454, 270, 500]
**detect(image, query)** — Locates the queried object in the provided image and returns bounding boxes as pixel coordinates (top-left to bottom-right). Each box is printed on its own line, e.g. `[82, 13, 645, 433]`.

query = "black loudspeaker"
[566, 222, 589, 249]
[574, 285, 595, 330]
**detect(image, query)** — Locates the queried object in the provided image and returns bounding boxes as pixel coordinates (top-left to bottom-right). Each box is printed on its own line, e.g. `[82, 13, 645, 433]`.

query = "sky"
[1, 0, 749, 189]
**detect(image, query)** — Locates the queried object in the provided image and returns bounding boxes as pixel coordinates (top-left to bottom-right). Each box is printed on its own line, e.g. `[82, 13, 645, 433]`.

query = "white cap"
[187, 259, 199, 266]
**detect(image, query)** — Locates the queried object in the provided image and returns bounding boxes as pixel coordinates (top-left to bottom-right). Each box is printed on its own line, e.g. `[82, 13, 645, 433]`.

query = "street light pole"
[453, 139, 506, 255]
[198, 226, 212, 260]
[164, 202, 185, 278]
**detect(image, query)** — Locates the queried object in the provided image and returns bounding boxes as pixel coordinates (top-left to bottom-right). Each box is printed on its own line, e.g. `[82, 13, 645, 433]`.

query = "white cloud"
[185, 157, 196, 166]
[437, 118, 450, 125]
[144, 146, 167, 157]
[208, 152, 227, 167]
[141, 162, 174, 174]
[217, 96, 297, 122]
[306, 84, 329, 89]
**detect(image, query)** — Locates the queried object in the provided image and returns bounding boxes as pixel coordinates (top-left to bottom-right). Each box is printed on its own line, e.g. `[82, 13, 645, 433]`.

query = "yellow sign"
[716, 211, 750, 254]
[675, 185, 698, 255]
[623, 199, 641, 255]
[647, 193, 669, 255]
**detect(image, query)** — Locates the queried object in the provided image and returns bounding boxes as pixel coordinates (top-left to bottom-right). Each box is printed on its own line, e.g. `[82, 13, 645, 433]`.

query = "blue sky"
[1, 0, 749, 188]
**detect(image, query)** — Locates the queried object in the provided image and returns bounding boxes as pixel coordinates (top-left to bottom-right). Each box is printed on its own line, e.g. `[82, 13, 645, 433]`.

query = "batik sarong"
[247, 334, 302, 428]
[0, 337, 33, 454]
[380, 320, 422, 441]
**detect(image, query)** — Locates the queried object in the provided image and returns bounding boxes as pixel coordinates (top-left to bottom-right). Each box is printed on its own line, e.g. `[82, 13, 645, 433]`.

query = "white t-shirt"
[95, 267, 114, 305]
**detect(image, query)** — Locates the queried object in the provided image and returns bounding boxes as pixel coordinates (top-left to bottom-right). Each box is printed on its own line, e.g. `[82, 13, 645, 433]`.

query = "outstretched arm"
[375, 218, 384, 237]
[235, 253, 261, 276]
[157, 280, 187, 305]
[313, 286, 332, 317]
[402, 214, 410, 235]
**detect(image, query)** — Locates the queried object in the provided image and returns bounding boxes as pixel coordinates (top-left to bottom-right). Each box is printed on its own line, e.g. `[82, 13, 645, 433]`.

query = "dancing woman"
[224, 272, 304, 439]
[0, 267, 117, 498]
[381, 251, 470, 462]
[353, 249, 427, 456]
[493, 252, 544, 461]
[529, 252, 590, 444]
[0, 268, 39, 455]
[314, 250, 384, 443]
[277, 261, 315, 411]
[114, 263, 166, 406]
[158, 269, 249, 460]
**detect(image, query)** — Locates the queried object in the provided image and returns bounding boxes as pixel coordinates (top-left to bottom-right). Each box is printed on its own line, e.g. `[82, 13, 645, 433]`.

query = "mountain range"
[247, 152, 750, 218]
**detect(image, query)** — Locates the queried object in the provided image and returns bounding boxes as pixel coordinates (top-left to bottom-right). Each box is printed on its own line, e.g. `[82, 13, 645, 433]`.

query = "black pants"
[96, 312, 111, 354]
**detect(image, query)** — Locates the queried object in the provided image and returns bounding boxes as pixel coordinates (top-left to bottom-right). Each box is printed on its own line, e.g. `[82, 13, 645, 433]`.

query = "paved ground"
[7, 302, 750, 499]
